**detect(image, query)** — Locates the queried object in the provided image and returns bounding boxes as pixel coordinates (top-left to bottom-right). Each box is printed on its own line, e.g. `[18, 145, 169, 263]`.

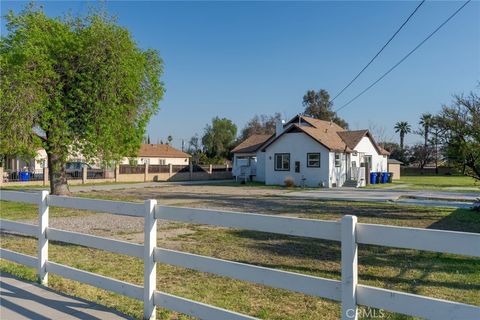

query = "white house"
[121, 144, 190, 165]
[232, 115, 389, 187]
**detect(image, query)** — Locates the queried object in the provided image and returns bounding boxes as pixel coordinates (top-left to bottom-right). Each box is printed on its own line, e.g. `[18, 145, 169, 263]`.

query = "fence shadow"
[427, 207, 480, 233]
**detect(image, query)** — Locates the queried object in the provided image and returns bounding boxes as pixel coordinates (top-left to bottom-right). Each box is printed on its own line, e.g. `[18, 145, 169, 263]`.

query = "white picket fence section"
[0, 190, 479, 320]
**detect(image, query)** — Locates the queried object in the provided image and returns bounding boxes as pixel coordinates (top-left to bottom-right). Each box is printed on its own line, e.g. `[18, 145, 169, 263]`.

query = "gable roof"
[337, 130, 369, 150]
[232, 134, 273, 154]
[138, 144, 190, 158]
[261, 116, 352, 152]
[337, 130, 390, 156]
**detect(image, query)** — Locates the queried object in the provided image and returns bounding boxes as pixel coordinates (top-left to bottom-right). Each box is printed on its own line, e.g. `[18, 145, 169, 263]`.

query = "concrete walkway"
[0, 272, 132, 320]
[285, 188, 478, 208]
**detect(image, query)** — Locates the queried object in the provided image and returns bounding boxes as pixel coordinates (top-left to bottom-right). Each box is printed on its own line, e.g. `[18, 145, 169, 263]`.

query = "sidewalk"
[0, 272, 132, 320]
[285, 188, 478, 208]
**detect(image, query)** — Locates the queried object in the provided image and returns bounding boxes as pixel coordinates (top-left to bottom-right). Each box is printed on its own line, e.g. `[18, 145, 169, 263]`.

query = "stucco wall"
[388, 163, 401, 180]
[328, 152, 347, 187]
[255, 152, 266, 182]
[354, 137, 388, 172]
[264, 132, 330, 187]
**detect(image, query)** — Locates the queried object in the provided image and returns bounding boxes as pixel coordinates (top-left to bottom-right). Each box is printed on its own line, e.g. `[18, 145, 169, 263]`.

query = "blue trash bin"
[380, 172, 387, 184]
[19, 171, 30, 181]
[370, 172, 377, 184]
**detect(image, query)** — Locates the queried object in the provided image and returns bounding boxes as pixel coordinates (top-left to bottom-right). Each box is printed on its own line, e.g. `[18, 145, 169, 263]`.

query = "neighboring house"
[121, 144, 190, 165]
[231, 134, 273, 181]
[232, 115, 389, 187]
[387, 159, 403, 180]
[3, 149, 48, 173]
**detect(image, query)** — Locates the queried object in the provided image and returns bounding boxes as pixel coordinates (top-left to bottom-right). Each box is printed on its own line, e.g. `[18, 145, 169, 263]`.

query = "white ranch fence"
[0, 190, 479, 320]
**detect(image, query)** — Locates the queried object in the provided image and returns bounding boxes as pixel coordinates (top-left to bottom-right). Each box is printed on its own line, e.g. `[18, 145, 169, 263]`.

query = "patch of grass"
[368, 175, 479, 191]
[0, 200, 93, 221]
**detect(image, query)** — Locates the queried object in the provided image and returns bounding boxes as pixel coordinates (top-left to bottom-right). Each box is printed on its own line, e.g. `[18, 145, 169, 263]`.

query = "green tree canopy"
[0, 4, 164, 194]
[302, 89, 348, 129]
[202, 117, 237, 160]
[436, 92, 480, 181]
[239, 113, 282, 141]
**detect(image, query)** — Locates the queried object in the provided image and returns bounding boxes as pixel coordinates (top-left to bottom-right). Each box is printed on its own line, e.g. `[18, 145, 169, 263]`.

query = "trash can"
[388, 172, 394, 183]
[19, 171, 30, 181]
[381, 172, 388, 184]
[370, 172, 377, 184]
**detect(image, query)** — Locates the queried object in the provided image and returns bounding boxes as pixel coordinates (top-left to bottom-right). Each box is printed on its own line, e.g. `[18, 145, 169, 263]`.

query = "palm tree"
[394, 121, 411, 150]
[419, 113, 432, 148]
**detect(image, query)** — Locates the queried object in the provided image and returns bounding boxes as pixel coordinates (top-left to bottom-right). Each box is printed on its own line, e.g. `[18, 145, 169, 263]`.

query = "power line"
[335, 0, 471, 113]
[331, 0, 426, 103]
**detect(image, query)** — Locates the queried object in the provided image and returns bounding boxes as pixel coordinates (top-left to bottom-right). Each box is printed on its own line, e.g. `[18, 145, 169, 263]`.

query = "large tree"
[394, 121, 411, 150]
[240, 113, 282, 141]
[0, 5, 164, 194]
[202, 117, 237, 159]
[436, 92, 480, 181]
[302, 89, 348, 129]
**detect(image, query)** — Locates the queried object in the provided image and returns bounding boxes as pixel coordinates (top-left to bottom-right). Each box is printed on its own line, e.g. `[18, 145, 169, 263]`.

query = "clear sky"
[2, 1, 479, 148]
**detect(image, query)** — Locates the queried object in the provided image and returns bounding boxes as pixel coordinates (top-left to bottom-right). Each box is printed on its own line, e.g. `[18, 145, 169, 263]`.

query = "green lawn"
[368, 175, 479, 192]
[1, 190, 479, 319]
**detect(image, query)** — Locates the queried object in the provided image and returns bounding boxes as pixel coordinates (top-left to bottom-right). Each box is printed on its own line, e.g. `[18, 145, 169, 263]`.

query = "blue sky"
[2, 1, 479, 148]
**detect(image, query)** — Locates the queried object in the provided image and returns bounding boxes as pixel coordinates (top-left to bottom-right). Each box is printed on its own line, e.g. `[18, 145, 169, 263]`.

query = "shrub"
[284, 176, 295, 188]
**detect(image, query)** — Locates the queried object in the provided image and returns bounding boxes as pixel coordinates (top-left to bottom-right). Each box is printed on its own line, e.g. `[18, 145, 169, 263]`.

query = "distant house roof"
[138, 144, 190, 158]
[232, 134, 273, 154]
[387, 158, 403, 164]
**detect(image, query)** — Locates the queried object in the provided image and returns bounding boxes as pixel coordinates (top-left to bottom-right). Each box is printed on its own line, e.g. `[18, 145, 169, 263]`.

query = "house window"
[307, 153, 321, 167]
[335, 153, 342, 167]
[274, 153, 290, 171]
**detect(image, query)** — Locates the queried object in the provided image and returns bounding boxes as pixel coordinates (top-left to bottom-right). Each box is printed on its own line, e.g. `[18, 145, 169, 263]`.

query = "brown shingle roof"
[138, 144, 190, 158]
[262, 117, 352, 152]
[232, 134, 273, 153]
[337, 130, 390, 155]
[337, 130, 368, 149]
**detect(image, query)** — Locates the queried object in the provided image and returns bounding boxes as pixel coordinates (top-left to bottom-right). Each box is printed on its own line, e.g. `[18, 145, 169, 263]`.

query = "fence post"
[143, 199, 157, 320]
[82, 166, 87, 184]
[43, 167, 48, 186]
[209, 164, 213, 174]
[38, 190, 49, 285]
[144, 163, 149, 182]
[168, 164, 172, 178]
[341, 215, 358, 320]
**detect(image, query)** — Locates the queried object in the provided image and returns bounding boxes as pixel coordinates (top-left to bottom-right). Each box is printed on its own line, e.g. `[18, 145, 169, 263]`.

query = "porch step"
[342, 180, 358, 188]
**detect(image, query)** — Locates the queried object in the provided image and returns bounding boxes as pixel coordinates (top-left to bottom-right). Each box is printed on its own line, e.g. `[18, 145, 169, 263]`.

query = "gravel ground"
[19, 213, 185, 243]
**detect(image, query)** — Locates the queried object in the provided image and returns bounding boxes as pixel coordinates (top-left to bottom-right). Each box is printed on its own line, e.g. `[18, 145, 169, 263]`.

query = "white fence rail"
[0, 190, 479, 320]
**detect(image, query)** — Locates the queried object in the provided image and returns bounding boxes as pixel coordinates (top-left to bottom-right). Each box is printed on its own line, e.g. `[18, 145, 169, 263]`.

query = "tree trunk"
[400, 133, 405, 150]
[47, 150, 71, 195]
